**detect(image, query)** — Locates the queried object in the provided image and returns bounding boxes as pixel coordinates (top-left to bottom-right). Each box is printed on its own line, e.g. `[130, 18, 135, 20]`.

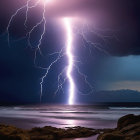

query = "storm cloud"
[0, 0, 140, 56]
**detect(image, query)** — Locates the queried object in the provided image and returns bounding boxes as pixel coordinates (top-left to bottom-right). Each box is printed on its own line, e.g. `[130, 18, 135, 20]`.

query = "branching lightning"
[5, 0, 114, 105]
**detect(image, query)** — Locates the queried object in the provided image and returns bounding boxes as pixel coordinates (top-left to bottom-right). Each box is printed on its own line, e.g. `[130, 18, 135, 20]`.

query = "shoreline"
[1, 114, 140, 140]
[0, 124, 111, 140]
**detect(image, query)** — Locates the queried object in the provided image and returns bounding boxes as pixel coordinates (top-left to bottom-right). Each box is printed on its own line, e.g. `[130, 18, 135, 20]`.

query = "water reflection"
[1, 105, 140, 130]
[65, 119, 76, 127]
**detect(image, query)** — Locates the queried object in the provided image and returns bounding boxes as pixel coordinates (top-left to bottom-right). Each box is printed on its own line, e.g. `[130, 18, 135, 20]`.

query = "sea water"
[0, 105, 140, 129]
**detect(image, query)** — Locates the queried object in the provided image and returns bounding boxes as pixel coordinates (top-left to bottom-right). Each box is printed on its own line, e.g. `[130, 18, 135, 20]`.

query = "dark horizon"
[1, 89, 140, 106]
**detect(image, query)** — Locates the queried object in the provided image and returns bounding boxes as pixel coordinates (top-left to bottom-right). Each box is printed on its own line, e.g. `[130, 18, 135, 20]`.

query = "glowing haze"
[64, 18, 75, 105]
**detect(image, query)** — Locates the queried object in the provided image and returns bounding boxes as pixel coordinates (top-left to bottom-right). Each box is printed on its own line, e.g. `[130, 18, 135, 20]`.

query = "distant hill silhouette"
[93, 89, 140, 102]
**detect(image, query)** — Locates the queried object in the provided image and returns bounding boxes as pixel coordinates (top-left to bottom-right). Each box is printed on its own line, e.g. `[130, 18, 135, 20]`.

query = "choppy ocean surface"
[0, 105, 140, 130]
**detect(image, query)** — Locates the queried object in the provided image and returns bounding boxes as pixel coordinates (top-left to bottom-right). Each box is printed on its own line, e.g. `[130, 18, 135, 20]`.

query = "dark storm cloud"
[0, 0, 140, 56]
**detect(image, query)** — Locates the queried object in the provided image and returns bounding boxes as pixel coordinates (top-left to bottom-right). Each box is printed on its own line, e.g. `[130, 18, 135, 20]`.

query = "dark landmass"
[0, 124, 110, 140]
[98, 114, 140, 140]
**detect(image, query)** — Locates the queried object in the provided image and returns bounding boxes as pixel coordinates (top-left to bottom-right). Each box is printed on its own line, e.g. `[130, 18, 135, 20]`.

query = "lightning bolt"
[5, 0, 115, 105]
[64, 18, 75, 105]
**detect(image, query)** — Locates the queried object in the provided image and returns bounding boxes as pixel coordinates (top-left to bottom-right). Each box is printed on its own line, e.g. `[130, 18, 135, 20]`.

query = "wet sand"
[63, 135, 98, 140]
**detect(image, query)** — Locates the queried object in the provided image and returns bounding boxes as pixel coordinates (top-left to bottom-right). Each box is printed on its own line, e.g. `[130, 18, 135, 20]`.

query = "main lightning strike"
[64, 18, 75, 105]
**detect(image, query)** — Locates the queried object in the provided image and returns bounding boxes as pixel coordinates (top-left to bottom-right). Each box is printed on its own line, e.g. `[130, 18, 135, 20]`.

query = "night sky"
[0, 0, 140, 104]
